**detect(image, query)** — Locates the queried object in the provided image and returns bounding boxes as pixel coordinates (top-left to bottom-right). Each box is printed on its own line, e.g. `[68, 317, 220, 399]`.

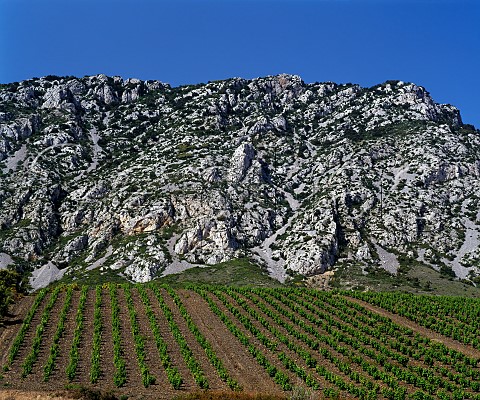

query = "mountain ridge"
[0, 73, 479, 292]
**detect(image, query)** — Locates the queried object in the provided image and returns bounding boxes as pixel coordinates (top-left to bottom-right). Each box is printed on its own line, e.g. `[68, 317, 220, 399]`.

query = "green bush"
[0, 282, 13, 318]
[0, 270, 30, 318]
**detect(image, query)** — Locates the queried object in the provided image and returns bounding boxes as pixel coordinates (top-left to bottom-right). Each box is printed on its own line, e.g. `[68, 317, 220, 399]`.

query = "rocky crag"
[1, 74, 479, 289]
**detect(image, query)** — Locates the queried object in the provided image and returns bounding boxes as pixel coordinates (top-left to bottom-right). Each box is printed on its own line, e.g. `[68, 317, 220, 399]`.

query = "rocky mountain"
[0, 74, 479, 291]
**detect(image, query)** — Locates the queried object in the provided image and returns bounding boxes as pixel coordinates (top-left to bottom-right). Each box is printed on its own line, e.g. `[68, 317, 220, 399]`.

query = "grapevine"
[66, 285, 88, 381]
[43, 285, 74, 380]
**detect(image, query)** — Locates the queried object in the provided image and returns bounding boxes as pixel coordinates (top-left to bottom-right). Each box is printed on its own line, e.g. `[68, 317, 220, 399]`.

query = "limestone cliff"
[0, 74, 478, 289]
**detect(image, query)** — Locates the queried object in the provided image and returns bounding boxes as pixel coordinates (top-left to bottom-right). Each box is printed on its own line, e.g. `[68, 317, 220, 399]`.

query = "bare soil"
[0, 389, 78, 400]
[144, 287, 198, 391]
[129, 288, 171, 388]
[71, 288, 95, 384]
[204, 291, 299, 388]
[177, 289, 279, 393]
[159, 287, 226, 390]
[115, 288, 143, 388]
[2, 291, 53, 375]
[48, 289, 81, 383]
[0, 295, 34, 367]
[29, 290, 67, 382]
[93, 288, 116, 389]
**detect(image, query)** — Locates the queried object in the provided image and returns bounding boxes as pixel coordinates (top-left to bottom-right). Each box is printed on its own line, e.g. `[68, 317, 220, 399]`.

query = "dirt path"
[0, 390, 78, 400]
[345, 296, 480, 359]
[177, 289, 279, 393]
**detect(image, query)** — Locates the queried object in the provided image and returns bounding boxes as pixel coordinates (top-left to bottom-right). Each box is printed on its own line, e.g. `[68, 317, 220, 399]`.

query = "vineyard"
[0, 284, 479, 400]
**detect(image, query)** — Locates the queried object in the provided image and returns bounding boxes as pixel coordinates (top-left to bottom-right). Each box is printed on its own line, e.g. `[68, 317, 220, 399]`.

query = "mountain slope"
[0, 74, 479, 290]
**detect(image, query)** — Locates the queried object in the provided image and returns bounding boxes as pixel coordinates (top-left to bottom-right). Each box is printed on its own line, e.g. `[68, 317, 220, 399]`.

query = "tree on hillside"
[0, 270, 30, 318]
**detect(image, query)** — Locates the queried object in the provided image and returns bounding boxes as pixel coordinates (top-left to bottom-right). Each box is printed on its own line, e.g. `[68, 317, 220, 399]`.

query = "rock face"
[0, 74, 479, 288]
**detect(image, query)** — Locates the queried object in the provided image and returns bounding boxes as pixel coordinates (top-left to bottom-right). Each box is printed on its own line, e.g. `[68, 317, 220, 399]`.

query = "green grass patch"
[57, 266, 128, 288]
[155, 258, 283, 288]
[331, 260, 480, 297]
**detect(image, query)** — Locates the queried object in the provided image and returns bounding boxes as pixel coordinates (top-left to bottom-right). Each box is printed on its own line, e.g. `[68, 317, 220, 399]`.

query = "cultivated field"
[1, 284, 479, 400]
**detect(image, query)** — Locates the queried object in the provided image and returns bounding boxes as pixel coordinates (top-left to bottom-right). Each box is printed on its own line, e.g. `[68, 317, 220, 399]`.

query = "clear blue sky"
[1, 0, 479, 127]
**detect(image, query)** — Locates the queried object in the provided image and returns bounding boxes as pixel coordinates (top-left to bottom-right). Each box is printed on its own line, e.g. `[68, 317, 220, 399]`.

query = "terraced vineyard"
[1, 284, 479, 400]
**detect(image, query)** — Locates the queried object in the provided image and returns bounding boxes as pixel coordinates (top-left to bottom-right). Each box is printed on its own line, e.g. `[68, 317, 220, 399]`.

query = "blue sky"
[1, 0, 479, 127]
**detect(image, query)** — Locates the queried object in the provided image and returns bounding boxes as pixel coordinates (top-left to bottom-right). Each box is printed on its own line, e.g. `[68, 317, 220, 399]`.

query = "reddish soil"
[204, 291, 299, 388]
[0, 295, 34, 367]
[129, 288, 171, 388]
[48, 289, 81, 383]
[28, 290, 68, 382]
[144, 287, 198, 391]
[71, 288, 95, 384]
[177, 289, 279, 393]
[2, 290, 54, 377]
[159, 288, 226, 390]
[115, 287, 144, 388]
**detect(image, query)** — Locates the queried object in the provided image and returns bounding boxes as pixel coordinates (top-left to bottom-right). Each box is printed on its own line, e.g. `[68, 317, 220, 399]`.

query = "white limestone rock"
[0, 73, 478, 288]
[228, 142, 255, 183]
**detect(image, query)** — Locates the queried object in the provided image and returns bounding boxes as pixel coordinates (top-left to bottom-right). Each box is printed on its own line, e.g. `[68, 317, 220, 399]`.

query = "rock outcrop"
[0, 74, 479, 289]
